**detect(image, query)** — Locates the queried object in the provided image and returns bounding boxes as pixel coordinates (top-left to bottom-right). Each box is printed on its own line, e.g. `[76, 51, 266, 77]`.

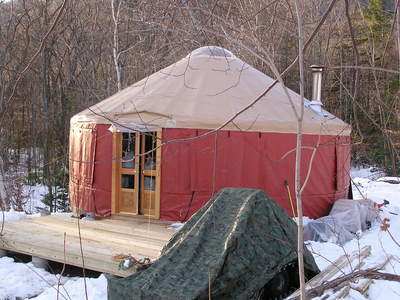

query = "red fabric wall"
[70, 126, 350, 220]
[69, 124, 112, 216]
[69, 123, 97, 213]
[92, 124, 113, 216]
[160, 128, 351, 221]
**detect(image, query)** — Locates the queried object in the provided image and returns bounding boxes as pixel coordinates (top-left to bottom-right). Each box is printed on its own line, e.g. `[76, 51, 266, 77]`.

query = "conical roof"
[71, 46, 350, 136]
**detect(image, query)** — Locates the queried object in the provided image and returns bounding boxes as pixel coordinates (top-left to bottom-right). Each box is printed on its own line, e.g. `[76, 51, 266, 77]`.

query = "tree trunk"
[294, 0, 306, 299]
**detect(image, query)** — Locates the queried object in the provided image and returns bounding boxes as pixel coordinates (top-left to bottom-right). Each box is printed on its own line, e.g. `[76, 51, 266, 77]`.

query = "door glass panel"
[122, 132, 135, 168]
[144, 176, 155, 191]
[121, 174, 135, 189]
[144, 133, 156, 170]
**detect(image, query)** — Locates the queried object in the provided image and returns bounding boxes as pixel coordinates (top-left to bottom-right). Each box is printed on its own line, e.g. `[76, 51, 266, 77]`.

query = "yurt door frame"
[111, 131, 161, 219]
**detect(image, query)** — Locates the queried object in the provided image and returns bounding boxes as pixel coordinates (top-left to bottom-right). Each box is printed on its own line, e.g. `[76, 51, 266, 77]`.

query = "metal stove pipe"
[310, 65, 324, 113]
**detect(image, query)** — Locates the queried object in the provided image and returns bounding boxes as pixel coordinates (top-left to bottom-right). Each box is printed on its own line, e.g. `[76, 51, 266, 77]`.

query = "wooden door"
[112, 132, 140, 215]
[139, 132, 161, 217]
[112, 131, 161, 218]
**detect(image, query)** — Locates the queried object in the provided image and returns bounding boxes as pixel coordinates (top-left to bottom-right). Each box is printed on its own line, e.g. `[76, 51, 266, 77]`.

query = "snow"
[352, 177, 400, 207]
[0, 256, 106, 300]
[305, 166, 400, 299]
[376, 176, 400, 183]
[31, 275, 108, 300]
[1, 166, 400, 299]
[2, 209, 40, 222]
[350, 166, 384, 180]
[22, 184, 48, 214]
[168, 222, 185, 230]
[0, 182, 98, 300]
[0, 257, 67, 299]
[368, 267, 400, 300]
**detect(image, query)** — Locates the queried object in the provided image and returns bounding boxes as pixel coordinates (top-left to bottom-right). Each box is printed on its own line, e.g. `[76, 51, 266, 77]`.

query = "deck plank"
[30, 215, 173, 243]
[0, 215, 175, 277]
[19, 218, 169, 250]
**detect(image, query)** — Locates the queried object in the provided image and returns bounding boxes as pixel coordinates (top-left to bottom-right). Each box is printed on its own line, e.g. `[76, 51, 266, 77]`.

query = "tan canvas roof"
[71, 46, 351, 136]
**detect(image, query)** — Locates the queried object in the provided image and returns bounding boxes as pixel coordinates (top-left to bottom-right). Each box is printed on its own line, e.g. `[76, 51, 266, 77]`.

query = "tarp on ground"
[108, 188, 320, 300]
[304, 199, 377, 245]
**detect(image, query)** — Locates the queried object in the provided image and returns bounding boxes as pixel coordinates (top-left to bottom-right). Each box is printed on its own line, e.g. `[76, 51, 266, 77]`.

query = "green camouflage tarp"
[108, 188, 320, 300]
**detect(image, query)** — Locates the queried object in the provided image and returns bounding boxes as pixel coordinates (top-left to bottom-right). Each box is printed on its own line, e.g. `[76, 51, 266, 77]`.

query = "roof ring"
[189, 46, 234, 58]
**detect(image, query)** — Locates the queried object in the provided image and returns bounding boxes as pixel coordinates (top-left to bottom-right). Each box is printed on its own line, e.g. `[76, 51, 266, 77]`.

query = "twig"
[57, 232, 67, 300]
[327, 65, 400, 74]
[288, 268, 400, 300]
[0, 208, 4, 236]
[74, 0, 342, 166]
[12, 255, 70, 300]
[0, 0, 69, 129]
[77, 217, 88, 300]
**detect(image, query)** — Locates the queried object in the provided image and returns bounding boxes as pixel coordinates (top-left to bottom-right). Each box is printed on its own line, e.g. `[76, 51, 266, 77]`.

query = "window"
[144, 176, 155, 191]
[143, 133, 156, 170]
[122, 132, 135, 168]
[121, 174, 135, 189]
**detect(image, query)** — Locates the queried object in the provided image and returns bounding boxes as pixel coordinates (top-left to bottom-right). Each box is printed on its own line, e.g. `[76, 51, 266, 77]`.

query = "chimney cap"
[310, 65, 324, 72]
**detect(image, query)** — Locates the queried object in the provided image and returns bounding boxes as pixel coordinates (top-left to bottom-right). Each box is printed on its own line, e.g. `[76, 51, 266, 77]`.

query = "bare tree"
[294, 0, 307, 298]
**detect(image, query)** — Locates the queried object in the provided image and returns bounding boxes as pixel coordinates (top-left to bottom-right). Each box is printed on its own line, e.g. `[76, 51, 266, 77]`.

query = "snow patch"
[0, 257, 66, 300]
[31, 274, 108, 300]
[169, 222, 185, 230]
[22, 184, 48, 214]
[350, 166, 384, 180]
[2, 209, 40, 222]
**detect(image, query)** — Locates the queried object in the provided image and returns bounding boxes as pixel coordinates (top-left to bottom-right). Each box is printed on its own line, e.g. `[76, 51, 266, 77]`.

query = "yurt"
[69, 46, 351, 221]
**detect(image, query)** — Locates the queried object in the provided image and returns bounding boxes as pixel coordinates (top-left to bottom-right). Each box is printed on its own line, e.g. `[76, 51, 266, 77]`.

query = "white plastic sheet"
[304, 199, 377, 245]
[304, 216, 354, 245]
[330, 199, 376, 232]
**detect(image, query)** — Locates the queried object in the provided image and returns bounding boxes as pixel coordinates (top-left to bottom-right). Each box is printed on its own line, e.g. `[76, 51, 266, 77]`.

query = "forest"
[0, 0, 399, 211]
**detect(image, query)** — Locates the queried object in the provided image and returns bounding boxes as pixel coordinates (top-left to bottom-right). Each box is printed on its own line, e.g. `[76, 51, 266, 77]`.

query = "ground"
[1, 167, 400, 299]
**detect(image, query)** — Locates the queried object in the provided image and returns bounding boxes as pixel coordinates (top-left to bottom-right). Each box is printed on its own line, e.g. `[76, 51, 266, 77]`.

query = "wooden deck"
[0, 215, 175, 277]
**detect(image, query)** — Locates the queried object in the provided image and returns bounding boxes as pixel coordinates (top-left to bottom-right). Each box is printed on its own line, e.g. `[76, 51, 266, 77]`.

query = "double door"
[112, 131, 161, 218]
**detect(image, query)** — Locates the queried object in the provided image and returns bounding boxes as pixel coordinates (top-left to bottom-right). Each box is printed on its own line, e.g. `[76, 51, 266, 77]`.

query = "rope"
[182, 191, 195, 222]
[115, 255, 152, 271]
